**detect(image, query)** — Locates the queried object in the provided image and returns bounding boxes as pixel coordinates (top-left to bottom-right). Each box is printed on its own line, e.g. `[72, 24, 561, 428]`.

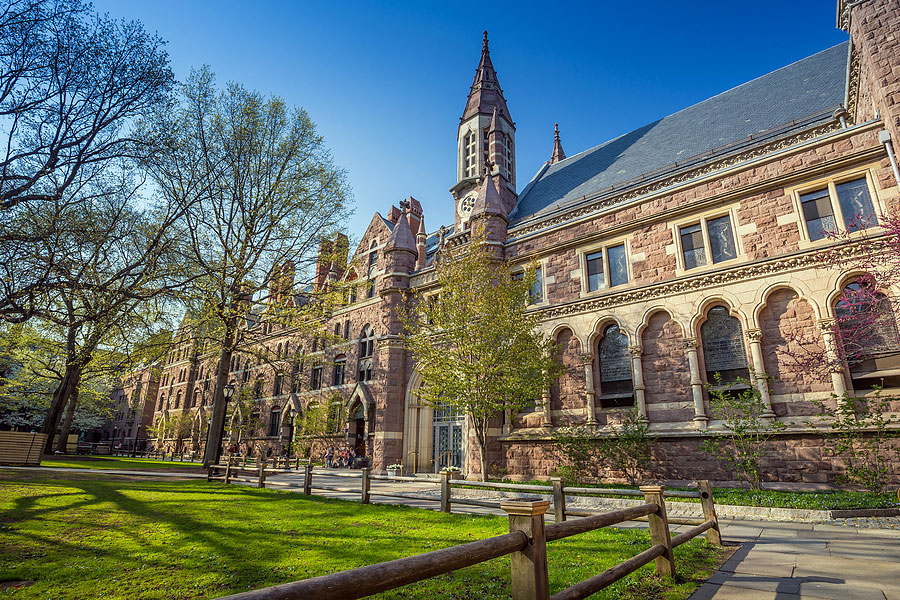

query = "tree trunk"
[474, 418, 488, 482]
[202, 320, 236, 469]
[56, 389, 80, 453]
[40, 364, 82, 454]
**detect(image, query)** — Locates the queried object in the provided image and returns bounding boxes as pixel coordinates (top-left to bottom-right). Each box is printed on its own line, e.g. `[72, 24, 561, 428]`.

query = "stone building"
[150, 0, 900, 484]
[98, 365, 160, 451]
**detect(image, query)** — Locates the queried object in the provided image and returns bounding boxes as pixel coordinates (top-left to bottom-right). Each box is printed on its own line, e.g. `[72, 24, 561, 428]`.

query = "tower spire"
[550, 123, 566, 164]
[462, 30, 511, 122]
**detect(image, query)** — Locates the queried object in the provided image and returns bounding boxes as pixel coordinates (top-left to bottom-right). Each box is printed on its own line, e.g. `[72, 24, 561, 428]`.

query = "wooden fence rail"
[215, 483, 722, 600]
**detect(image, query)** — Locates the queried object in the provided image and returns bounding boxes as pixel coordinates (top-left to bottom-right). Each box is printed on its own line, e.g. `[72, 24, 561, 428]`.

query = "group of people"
[324, 446, 357, 469]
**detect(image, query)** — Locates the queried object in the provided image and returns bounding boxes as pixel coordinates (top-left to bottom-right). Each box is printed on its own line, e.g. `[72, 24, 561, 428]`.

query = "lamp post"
[286, 407, 297, 459]
[210, 384, 235, 473]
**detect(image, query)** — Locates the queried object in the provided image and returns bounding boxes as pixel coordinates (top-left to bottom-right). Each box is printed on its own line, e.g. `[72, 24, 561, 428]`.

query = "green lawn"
[40, 457, 206, 471]
[0, 470, 726, 599]
[489, 480, 900, 511]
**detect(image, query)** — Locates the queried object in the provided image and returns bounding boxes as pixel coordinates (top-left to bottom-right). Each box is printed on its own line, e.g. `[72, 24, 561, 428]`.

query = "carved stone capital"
[579, 353, 594, 365]
[628, 345, 643, 357]
[682, 337, 698, 350]
[817, 318, 837, 331]
[745, 328, 762, 343]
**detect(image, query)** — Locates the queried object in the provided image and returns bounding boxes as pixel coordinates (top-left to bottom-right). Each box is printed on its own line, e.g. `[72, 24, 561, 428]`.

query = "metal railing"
[213, 483, 721, 600]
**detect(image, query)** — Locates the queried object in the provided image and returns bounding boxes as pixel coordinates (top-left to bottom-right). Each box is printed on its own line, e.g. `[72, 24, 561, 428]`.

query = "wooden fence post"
[501, 498, 550, 600]
[224, 457, 232, 484]
[640, 485, 675, 578]
[361, 468, 370, 504]
[697, 480, 721, 545]
[295, 456, 301, 470]
[440, 470, 451, 513]
[551, 477, 566, 523]
[303, 464, 313, 496]
[258, 460, 267, 489]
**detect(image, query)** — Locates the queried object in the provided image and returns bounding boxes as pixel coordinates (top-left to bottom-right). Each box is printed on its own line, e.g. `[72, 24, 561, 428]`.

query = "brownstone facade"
[147, 1, 900, 486]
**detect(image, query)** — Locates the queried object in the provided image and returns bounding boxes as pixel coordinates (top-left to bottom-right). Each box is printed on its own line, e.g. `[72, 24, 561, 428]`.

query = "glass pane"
[801, 189, 836, 241]
[598, 325, 632, 383]
[680, 224, 706, 270]
[701, 306, 749, 382]
[836, 178, 877, 232]
[530, 267, 543, 303]
[607, 244, 628, 287]
[586, 252, 605, 291]
[708, 215, 737, 263]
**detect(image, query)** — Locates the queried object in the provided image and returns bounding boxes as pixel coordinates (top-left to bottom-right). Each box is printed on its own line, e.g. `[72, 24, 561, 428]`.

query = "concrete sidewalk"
[688, 520, 900, 600]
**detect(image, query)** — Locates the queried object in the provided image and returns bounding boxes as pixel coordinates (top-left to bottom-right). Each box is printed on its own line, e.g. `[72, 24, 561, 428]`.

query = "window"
[311, 366, 323, 390]
[253, 378, 264, 398]
[344, 320, 350, 340]
[835, 282, 900, 389]
[273, 374, 283, 397]
[358, 325, 375, 382]
[700, 306, 750, 386]
[174, 391, 181, 409]
[513, 267, 544, 304]
[268, 408, 281, 437]
[598, 324, 634, 407]
[334, 323, 340, 338]
[680, 214, 738, 270]
[585, 243, 629, 292]
[800, 176, 877, 241]
[464, 131, 477, 178]
[333, 357, 346, 386]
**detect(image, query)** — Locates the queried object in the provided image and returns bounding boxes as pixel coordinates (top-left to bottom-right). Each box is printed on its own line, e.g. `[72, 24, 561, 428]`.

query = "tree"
[402, 234, 561, 480]
[144, 68, 351, 468]
[702, 373, 786, 489]
[0, 0, 174, 323]
[602, 408, 653, 486]
[551, 424, 599, 484]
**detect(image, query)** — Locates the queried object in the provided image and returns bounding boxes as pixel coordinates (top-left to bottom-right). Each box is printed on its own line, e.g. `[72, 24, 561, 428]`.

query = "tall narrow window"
[801, 188, 836, 241]
[311, 366, 323, 390]
[253, 378, 265, 398]
[701, 306, 750, 386]
[344, 320, 350, 340]
[707, 215, 736, 263]
[586, 251, 604, 291]
[269, 408, 281, 437]
[358, 325, 375, 382]
[607, 244, 628, 287]
[333, 357, 346, 386]
[680, 224, 706, 269]
[598, 324, 634, 407]
[836, 282, 900, 389]
[273, 374, 283, 397]
[530, 267, 543, 303]
[836, 178, 877, 232]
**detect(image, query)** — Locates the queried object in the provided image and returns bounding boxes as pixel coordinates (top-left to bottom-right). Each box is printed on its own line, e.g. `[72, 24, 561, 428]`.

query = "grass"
[486, 480, 900, 511]
[0, 470, 727, 600]
[40, 457, 206, 471]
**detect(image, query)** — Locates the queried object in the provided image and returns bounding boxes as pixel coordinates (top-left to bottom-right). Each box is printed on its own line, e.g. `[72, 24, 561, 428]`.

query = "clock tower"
[451, 32, 517, 232]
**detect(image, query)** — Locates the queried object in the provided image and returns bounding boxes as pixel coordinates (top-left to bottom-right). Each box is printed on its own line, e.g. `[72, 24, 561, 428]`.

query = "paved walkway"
[8, 466, 900, 598]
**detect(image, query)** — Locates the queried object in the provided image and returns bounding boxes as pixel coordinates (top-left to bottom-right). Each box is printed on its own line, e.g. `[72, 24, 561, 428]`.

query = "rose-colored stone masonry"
[640, 311, 693, 423]
[550, 328, 586, 425]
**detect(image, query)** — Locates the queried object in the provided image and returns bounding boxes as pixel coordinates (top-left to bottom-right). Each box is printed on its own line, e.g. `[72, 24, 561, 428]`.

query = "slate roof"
[510, 42, 850, 224]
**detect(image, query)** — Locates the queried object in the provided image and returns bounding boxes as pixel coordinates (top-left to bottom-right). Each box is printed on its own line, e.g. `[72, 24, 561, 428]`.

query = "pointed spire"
[550, 123, 566, 164]
[472, 159, 504, 217]
[489, 106, 500, 133]
[415, 217, 427, 270]
[384, 199, 416, 255]
[462, 31, 511, 122]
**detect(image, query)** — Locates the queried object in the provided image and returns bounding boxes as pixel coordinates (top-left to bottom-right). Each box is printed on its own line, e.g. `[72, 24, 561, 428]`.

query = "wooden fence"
[207, 463, 722, 599]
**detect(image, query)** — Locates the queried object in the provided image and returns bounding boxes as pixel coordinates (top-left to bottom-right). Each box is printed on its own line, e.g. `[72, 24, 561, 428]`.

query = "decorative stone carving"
[682, 337, 698, 350]
[628, 345, 643, 357]
[745, 328, 762, 343]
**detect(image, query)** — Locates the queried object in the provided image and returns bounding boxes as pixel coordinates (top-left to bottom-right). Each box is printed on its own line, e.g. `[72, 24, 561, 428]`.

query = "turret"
[415, 217, 427, 270]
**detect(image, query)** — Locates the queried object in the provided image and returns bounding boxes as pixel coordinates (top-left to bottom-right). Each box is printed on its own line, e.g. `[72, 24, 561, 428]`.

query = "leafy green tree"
[702, 373, 786, 489]
[143, 68, 351, 468]
[603, 409, 653, 486]
[402, 234, 561, 480]
[551, 424, 599, 484]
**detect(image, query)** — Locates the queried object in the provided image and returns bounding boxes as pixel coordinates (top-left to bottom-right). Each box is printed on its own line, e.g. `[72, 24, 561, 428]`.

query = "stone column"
[683, 338, 708, 429]
[541, 374, 552, 428]
[628, 345, 649, 422]
[745, 329, 776, 418]
[818, 318, 848, 397]
[580, 353, 597, 425]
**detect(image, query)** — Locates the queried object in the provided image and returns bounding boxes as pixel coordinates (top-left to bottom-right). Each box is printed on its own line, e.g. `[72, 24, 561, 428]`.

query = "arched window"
[253, 377, 265, 399]
[367, 242, 378, 298]
[174, 391, 182, 409]
[192, 390, 200, 408]
[836, 282, 900, 389]
[597, 324, 634, 407]
[700, 306, 750, 387]
[358, 325, 375, 381]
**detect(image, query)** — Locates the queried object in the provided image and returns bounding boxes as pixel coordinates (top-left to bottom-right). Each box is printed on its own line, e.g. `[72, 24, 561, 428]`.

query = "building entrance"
[432, 401, 464, 470]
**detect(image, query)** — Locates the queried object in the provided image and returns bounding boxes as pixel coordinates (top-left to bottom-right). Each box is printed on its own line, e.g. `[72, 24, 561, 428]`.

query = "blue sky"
[94, 1, 849, 237]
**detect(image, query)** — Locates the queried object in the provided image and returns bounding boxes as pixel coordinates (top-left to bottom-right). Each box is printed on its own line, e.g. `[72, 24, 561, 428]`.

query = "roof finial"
[399, 198, 410, 212]
[550, 123, 566, 164]
[483, 31, 489, 51]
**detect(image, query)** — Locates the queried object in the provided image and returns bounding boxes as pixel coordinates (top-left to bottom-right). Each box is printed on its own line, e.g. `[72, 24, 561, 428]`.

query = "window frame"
[675, 211, 741, 272]
[580, 240, 632, 294]
[793, 172, 881, 243]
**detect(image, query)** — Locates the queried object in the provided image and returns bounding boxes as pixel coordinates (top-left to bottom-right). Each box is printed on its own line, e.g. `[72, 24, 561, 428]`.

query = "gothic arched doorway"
[432, 400, 465, 471]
